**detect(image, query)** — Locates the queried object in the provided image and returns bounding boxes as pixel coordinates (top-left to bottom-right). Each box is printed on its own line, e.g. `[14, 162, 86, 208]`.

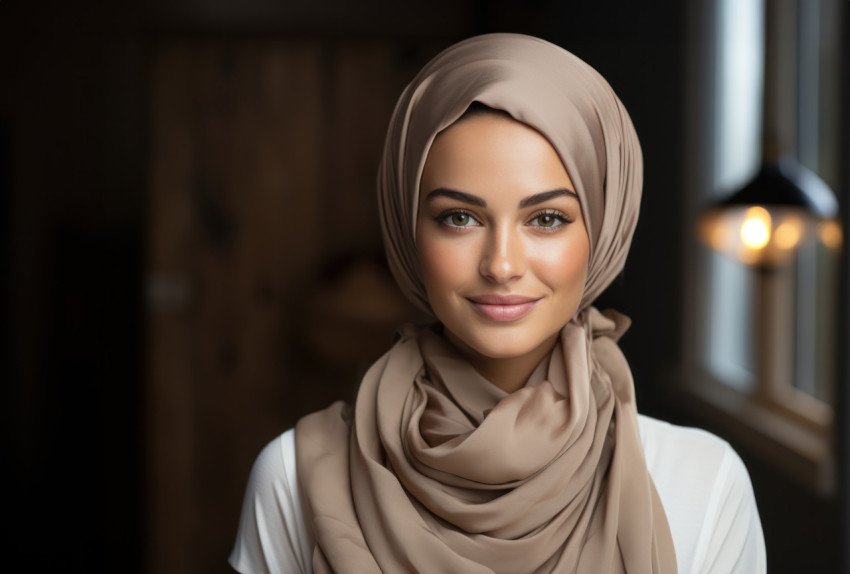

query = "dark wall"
[838, 3, 850, 572]
[1, 0, 147, 569]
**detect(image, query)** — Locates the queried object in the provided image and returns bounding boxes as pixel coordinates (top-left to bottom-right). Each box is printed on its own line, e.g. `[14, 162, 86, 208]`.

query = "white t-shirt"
[229, 415, 766, 573]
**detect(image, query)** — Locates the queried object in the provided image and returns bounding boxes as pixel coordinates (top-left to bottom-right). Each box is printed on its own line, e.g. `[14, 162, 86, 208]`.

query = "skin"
[416, 112, 590, 393]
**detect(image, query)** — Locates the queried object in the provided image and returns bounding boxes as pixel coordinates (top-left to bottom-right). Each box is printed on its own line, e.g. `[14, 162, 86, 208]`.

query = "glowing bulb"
[819, 220, 843, 251]
[740, 207, 772, 250]
[698, 211, 732, 251]
[774, 219, 801, 250]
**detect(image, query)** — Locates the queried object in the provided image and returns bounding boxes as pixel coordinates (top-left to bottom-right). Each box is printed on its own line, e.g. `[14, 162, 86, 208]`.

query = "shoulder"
[229, 429, 313, 574]
[638, 415, 766, 573]
[246, 430, 296, 495]
[639, 414, 739, 485]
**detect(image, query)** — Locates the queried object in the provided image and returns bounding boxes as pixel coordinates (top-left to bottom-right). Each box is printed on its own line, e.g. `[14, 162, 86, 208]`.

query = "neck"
[443, 330, 559, 394]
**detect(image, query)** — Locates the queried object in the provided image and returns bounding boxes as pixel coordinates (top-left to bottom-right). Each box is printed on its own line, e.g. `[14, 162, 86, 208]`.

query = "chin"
[453, 327, 560, 361]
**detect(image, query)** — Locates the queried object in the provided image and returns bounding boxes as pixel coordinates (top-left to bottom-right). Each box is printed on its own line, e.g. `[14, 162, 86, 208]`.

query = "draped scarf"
[296, 33, 677, 573]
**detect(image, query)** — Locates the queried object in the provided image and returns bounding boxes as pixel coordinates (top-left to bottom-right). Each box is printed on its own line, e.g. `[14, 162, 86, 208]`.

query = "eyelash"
[437, 209, 479, 229]
[435, 209, 573, 231]
[528, 209, 572, 231]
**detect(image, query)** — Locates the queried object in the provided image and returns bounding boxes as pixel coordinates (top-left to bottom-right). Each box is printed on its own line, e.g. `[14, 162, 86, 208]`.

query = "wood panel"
[146, 40, 323, 574]
[145, 37, 432, 573]
[322, 42, 402, 253]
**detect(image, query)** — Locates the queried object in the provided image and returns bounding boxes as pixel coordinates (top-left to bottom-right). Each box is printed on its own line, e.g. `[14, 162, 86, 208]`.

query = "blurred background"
[1, 0, 848, 572]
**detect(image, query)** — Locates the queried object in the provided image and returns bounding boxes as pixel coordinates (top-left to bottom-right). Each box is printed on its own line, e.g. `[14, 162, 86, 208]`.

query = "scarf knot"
[296, 307, 676, 573]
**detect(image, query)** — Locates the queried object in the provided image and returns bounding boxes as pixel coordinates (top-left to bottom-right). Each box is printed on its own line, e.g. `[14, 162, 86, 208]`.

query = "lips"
[467, 294, 541, 322]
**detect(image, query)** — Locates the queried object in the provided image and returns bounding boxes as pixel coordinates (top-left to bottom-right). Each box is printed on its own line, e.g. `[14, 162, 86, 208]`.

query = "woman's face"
[416, 112, 590, 376]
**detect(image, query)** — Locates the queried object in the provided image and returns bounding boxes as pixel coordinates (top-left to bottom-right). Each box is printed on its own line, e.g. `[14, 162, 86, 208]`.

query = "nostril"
[479, 237, 525, 283]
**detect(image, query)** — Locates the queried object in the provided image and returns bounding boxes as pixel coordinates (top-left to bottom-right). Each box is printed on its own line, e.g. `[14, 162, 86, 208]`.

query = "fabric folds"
[297, 309, 676, 573]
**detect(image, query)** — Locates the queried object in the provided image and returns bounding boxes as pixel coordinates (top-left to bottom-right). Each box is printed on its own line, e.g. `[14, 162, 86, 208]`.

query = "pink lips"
[467, 294, 540, 322]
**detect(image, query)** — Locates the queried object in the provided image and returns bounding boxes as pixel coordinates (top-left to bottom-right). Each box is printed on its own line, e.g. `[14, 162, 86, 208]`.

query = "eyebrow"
[518, 188, 579, 208]
[424, 187, 578, 208]
[424, 188, 487, 206]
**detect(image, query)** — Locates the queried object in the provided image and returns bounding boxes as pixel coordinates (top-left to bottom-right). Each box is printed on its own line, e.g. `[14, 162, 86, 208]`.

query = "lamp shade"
[698, 158, 841, 267]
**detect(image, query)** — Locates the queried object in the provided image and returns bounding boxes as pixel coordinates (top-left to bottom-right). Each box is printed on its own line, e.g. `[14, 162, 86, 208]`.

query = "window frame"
[677, 0, 843, 497]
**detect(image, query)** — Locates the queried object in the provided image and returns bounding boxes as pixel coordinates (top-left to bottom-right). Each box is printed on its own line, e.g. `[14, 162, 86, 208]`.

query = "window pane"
[700, 0, 763, 391]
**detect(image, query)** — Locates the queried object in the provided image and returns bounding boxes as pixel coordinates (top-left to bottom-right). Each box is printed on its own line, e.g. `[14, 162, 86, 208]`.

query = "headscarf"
[296, 33, 676, 573]
[377, 32, 643, 315]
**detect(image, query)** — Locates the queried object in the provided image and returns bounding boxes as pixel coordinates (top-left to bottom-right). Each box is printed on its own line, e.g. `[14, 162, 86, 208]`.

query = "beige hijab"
[296, 33, 676, 573]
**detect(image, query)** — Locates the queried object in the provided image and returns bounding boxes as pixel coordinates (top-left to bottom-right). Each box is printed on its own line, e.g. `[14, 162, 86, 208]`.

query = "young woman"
[230, 33, 766, 573]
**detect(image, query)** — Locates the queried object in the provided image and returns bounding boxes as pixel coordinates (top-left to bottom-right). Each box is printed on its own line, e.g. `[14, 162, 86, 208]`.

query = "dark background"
[1, 1, 847, 572]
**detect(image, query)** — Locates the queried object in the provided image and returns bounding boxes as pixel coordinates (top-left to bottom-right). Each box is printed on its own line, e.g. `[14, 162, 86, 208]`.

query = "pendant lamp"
[697, 155, 841, 267]
[696, 0, 841, 267]
[693, 0, 840, 426]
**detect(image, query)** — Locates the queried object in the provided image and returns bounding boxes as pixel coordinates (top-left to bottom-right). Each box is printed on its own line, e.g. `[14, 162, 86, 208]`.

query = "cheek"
[534, 236, 590, 299]
[417, 235, 468, 296]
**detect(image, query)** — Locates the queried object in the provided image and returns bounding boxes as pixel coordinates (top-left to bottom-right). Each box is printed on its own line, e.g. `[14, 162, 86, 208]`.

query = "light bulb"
[740, 206, 772, 250]
[819, 220, 843, 251]
[774, 218, 802, 250]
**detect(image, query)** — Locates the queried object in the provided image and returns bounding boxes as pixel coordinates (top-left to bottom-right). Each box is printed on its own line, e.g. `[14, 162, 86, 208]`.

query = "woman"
[230, 33, 766, 573]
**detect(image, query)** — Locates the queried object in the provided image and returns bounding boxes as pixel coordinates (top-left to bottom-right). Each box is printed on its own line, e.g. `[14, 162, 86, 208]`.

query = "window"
[682, 0, 843, 495]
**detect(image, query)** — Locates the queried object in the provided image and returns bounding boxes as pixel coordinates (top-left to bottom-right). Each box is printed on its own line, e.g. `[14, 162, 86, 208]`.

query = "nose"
[479, 225, 526, 283]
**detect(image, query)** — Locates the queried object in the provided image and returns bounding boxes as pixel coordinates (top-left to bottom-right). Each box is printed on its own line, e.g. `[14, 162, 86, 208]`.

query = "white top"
[229, 415, 767, 573]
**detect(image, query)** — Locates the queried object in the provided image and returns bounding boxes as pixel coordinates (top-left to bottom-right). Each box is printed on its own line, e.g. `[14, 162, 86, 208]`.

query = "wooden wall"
[145, 39, 432, 573]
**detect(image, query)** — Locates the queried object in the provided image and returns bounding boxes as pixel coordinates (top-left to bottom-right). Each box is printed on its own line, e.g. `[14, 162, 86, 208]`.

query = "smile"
[467, 294, 541, 322]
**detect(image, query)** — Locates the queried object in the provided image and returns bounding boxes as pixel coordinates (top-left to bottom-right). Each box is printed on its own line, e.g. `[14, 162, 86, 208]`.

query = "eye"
[535, 214, 560, 228]
[528, 209, 570, 230]
[439, 210, 480, 228]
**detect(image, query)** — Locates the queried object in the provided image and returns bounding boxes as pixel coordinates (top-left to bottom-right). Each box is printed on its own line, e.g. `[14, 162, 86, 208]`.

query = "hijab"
[377, 33, 642, 316]
[296, 33, 677, 573]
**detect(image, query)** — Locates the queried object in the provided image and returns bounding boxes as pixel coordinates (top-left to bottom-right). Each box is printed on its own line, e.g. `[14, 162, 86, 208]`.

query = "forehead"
[419, 112, 574, 200]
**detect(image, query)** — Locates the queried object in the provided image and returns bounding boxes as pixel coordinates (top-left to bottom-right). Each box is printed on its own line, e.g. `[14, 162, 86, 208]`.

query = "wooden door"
[145, 39, 423, 573]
